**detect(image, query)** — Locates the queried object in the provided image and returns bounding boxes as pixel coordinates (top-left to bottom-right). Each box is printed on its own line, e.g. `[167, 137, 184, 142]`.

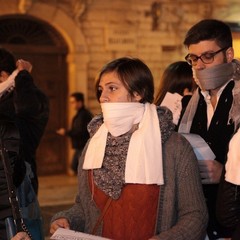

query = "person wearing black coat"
[216, 128, 240, 240]
[56, 92, 92, 174]
[217, 178, 240, 240]
[0, 48, 49, 239]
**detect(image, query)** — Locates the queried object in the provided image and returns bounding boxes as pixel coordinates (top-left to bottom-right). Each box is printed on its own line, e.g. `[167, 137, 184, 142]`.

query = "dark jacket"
[189, 82, 235, 239]
[14, 70, 49, 193]
[66, 107, 92, 150]
[0, 70, 49, 222]
[217, 172, 240, 240]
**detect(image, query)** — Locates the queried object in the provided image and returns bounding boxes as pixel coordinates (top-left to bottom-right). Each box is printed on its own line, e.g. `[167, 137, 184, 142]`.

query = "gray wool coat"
[51, 110, 208, 240]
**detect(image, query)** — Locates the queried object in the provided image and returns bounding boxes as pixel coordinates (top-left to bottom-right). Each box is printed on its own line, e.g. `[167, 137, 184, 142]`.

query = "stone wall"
[77, 0, 240, 113]
[1, 0, 240, 172]
[1, 0, 240, 114]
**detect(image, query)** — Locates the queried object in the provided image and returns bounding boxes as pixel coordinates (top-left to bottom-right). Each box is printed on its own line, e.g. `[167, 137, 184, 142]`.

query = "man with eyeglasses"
[178, 19, 240, 240]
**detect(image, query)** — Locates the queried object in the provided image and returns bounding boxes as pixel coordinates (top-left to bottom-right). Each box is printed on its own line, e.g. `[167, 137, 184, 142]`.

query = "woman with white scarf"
[50, 57, 207, 240]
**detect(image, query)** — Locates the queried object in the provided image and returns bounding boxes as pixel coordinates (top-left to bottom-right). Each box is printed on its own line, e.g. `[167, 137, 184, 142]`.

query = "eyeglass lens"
[185, 47, 228, 66]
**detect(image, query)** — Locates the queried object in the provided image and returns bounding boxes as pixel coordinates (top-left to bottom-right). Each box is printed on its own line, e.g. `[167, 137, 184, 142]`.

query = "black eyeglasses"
[185, 47, 229, 66]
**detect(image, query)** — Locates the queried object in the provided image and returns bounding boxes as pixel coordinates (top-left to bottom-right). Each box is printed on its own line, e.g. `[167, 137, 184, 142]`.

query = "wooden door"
[0, 16, 68, 175]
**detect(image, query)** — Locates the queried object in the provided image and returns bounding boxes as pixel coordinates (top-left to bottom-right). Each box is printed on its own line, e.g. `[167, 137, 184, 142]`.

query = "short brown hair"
[95, 57, 154, 103]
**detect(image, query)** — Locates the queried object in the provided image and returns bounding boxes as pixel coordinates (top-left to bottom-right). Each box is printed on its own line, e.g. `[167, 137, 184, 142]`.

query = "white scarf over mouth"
[83, 102, 164, 185]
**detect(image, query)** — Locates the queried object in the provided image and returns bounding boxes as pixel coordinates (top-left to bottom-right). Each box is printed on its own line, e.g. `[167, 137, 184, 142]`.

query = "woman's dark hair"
[155, 61, 196, 105]
[184, 19, 232, 49]
[0, 48, 16, 74]
[95, 57, 154, 103]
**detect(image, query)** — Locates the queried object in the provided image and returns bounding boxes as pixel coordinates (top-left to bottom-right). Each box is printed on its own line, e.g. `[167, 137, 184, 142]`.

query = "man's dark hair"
[184, 19, 233, 49]
[71, 92, 84, 102]
[0, 48, 16, 74]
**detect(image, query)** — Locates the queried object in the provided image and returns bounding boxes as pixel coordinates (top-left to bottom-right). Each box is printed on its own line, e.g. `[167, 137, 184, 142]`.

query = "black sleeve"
[216, 172, 240, 231]
[232, 223, 240, 240]
[14, 70, 49, 118]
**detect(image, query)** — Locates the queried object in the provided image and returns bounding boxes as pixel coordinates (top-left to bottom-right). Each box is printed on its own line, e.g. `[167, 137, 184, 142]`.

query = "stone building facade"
[1, 0, 240, 174]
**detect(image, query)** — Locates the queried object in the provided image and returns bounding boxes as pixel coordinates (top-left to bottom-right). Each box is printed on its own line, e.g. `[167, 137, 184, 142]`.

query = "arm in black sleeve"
[216, 172, 240, 230]
[13, 70, 49, 119]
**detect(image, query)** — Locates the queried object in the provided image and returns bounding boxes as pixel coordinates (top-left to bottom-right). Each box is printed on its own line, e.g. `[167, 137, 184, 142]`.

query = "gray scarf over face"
[193, 62, 234, 91]
[178, 59, 240, 133]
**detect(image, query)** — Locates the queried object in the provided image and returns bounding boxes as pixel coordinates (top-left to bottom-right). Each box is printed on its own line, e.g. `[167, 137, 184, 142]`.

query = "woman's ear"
[133, 92, 142, 102]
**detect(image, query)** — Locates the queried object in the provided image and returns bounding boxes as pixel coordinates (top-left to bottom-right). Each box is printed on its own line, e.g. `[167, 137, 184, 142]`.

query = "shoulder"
[83, 108, 93, 118]
[156, 105, 194, 158]
[14, 70, 48, 100]
[87, 114, 103, 137]
[156, 106, 175, 144]
[163, 131, 197, 167]
[79, 107, 92, 116]
[15, 70, 33, 88]
[164, 131, 192, 150]
[162, 132, 200, 192]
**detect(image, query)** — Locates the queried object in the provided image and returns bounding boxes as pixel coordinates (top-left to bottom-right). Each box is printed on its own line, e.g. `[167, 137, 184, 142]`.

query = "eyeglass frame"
[185, 47, 229, 66]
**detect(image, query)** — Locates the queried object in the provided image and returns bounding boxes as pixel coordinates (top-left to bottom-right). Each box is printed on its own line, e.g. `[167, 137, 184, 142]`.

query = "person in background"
[0, 48, 49, 239]
[50, 57, 207, 240]
[56, 92, 92, 174]
[155, 61, 196, 126]
[216, 127, 240, 240]
[0, 50, 49, 195]
[178, 19, 240, 239]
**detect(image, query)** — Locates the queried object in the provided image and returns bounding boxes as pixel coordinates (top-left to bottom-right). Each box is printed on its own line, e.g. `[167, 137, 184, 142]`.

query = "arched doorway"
[0, 14, 68, 175]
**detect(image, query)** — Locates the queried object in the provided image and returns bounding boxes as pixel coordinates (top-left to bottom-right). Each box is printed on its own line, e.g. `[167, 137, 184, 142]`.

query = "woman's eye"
[109, 86, 117, 91]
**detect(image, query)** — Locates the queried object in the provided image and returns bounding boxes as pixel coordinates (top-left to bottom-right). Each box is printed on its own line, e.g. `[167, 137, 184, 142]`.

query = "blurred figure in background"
[155, 61, 196, 126]
[56, 92, 92, 174]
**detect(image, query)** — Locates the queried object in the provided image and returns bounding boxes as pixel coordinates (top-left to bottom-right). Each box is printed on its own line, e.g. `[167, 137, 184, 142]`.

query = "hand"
[16, 59, 32, 73]
[50, 218, 70, 234]
[198, 160, 223, 184]
[11, 232, 31, 240]
[56, 128, 66, 136]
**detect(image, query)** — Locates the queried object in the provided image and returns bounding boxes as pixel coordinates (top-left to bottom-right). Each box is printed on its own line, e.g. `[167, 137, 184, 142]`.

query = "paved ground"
[38, 174, 78, 239]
